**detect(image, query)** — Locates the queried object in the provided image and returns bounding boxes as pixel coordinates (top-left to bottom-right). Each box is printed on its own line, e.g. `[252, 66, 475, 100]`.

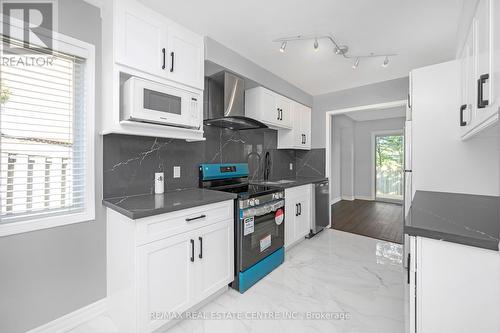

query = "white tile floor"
[71, 229, 405, 333]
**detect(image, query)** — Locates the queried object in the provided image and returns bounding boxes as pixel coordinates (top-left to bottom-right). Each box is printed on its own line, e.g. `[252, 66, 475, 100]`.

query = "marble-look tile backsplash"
[103, 126, 325, 198]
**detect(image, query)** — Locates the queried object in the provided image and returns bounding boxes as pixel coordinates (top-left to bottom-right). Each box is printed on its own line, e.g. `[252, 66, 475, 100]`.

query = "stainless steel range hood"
[203, 72, 267, 130]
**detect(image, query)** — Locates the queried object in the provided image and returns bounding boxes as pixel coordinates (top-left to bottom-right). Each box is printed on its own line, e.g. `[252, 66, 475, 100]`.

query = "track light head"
[352, 58, 359, 69]
[382, 56, 389, 67]
[279, 41, 287, 53]
[313, 38, 319, 51]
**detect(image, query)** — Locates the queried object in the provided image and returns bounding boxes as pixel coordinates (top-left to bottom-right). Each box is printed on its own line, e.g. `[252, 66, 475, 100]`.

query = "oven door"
[238, 200, 285, 272]
[124, 77, 200, 129]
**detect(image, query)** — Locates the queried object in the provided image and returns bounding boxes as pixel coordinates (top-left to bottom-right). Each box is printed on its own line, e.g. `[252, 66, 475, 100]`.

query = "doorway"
[325, 100, 407, 244]
[374, 134, 404, 203]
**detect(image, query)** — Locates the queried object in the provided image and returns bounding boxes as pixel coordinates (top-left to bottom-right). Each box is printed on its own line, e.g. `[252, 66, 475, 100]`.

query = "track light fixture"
[279, 41, 287, 53]
[352, 58, 359, 69]
[273, 34, 397, 69]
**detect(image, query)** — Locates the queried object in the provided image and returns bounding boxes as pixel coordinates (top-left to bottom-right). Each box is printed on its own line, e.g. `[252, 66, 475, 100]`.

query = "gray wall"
[354, 117, 405, 198]
[0, 1, 105, 332]
[204, 37, 313, 107]
[312, 77, 409, 148]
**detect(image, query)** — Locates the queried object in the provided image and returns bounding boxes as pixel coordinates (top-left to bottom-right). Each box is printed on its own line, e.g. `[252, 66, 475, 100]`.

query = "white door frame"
[325, 100, 407, 213]
[371, 130, 404, 202]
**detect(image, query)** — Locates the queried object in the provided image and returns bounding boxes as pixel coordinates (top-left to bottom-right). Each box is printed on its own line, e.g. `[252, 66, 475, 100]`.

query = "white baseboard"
[341, 196, 355, 201]
[27, 298, 107, 333]
[355, 195, 375, 201]
[330, 197, 342, 205]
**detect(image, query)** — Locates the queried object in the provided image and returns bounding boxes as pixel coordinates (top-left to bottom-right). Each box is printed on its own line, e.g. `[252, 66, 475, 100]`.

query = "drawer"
[135, 200, 233, 245]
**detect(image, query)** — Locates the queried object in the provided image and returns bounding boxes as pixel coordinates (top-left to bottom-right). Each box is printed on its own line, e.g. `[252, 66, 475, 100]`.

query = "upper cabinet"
[101, 0, 205, 141]
[278, 101, 312, 150]
[245, 87, 293, 129]
[458, 0, 498, 139]
[115, 1, 167, 79]
[166, 24, 204, 90]
[115, 1, 204, 90]
[245, 86, 312, 150]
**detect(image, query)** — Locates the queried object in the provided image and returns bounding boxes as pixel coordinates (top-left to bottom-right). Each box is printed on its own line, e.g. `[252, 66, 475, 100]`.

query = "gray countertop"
[404, 191, 499, 251]
[250, 176, 328, 189]
[102, 188, 237, 219]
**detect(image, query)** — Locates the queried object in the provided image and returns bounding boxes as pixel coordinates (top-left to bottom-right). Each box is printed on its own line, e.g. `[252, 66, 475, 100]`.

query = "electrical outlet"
[289, 163, 293, 170]
[173, 166, 181, 178]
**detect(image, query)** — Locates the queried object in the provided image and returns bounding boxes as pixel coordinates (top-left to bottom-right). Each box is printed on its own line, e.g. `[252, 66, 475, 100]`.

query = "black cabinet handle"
[277, 108, 280, 120]
[170, 51, 175, 72]
[185, 214, 206, 222]
[303, 134, 306, 144]
[298, 203, 302, 216]
[190, 239, 195, 262]
[407, 253, 411, 284]
[295, 203, 299, 216]
[280, 109, 283, 120]
[198, 237, 203, 259]
[161, 48, 166, 69]
[459, 104, 467, 127]
[477, 73, 489, 108]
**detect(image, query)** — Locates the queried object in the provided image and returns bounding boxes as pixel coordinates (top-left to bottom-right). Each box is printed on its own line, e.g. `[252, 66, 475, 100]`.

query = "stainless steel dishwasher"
[307, 180, 330, 238]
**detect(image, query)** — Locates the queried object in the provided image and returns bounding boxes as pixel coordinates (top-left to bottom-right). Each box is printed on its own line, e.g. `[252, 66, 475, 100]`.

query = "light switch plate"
[289, 163, 293, 170]
[173, 166, 181, 178]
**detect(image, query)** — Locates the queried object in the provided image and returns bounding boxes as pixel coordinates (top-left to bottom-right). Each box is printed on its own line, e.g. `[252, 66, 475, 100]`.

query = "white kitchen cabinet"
[107, 200, 234, 333]
[194, 221, 234, 302]
[101, 0, 205, 141]
[284, 185, 312, 248]
[407, 236, 500, 333]
[245, 87, 292, 129]
[136, 232, 193, 332]
[458, 0, 498, 139]
[114, 0, 204, 90]
[166, 24, 204, 90]
[115, 0, 167, 78]
[278, 101, 312, 150]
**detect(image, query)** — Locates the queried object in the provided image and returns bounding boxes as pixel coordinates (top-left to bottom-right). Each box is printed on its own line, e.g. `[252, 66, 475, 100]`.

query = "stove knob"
[255, 199, 260, 206]
[249, 199, 255, 206]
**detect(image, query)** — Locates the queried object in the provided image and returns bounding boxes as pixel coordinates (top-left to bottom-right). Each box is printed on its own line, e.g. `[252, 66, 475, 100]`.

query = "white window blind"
[0, 38, 87, 224]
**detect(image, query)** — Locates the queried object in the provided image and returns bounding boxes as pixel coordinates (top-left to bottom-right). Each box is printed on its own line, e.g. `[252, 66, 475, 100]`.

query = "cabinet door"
[115, 1, 167, 77]
[301, 106, 312, 149]
[473, 0, 496, 128]
[257, 88, 281, 126]
[295, 196, 311, 239]
[194, 220, 233, 301]
[276, 96, 292, 128]
[459, 26, 475, 134]
[292, 103, 304, 147]
[136, 232, 194, 332]
[284, 198, 297, 248]
[167, 24, 204, 90]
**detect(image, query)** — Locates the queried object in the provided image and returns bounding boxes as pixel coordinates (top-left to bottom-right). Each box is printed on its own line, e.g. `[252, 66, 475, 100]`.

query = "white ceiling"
[139, 0, 465, 95]
[344, 106, 406, 122]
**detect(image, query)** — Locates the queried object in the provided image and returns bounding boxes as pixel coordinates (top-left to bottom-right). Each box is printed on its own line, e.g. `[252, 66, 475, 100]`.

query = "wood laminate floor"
[331, 200, 403, 244]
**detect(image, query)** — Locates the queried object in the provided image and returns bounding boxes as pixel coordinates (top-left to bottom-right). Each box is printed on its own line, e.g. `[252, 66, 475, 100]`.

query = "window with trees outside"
[0, 30, 95, 236]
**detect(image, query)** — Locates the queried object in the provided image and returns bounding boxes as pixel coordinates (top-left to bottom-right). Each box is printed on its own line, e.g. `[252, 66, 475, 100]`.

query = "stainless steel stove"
[199, 163, 285, 293]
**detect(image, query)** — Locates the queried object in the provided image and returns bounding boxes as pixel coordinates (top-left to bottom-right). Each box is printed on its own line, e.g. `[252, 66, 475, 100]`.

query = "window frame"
[0, 16, 95, 236]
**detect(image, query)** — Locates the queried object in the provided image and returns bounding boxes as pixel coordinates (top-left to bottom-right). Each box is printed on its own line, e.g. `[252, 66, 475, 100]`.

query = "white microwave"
[123, 77, 201, 129]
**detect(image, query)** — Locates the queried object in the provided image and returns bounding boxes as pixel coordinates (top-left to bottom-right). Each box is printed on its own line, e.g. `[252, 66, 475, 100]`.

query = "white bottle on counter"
[154, 172, 164, 194]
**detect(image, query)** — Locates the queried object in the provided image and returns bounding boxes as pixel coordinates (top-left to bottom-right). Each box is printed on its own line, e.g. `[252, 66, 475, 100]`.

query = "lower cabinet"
[284, 185, 312, 248]
[407, 236, 500, 333]
[107, 200, 234, 333]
